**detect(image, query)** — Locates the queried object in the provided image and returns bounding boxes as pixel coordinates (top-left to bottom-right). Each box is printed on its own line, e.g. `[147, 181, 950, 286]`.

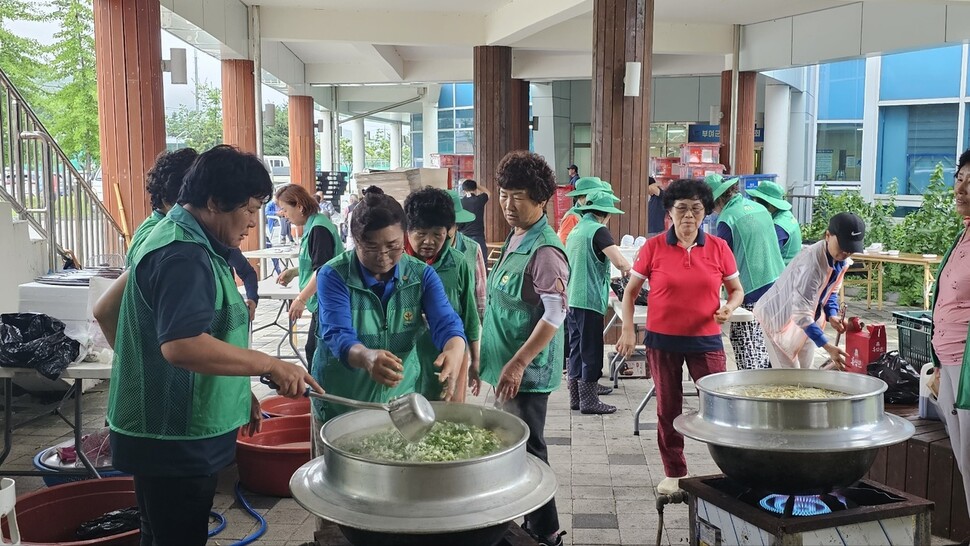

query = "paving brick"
[573, 512, 619, 529]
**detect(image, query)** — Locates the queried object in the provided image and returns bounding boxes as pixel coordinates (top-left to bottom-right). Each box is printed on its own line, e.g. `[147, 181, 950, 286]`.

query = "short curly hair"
[178, 145, 273, 211]
[495, 151, 556, 204]
[146, 148, 198, 211]
[404, 187, 455, 230]
[662, 179, 715, 215]
[958, 148, 970, 174]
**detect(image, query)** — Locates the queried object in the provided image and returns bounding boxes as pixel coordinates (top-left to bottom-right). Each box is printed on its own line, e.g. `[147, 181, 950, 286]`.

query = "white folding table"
[244, 278, 307, 367]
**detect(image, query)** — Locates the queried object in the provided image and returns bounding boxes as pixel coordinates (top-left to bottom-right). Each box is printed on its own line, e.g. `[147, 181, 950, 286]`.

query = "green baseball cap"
[746, 180, 791, 211]
[449, 190, 476, 223]
[577, 190, 624, 215]
[705, 173, 739, 201]
[566, 177, 620, 201]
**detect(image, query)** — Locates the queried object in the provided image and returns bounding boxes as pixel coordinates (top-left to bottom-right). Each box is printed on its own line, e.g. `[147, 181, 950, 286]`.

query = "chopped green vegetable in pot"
[336, 421, 503, 462]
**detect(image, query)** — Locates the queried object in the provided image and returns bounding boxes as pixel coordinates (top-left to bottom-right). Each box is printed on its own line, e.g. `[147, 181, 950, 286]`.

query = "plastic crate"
[681, 143, 721, 164]
[651, 157, 680, 177]
[678, 163, 725, 179]
[737, 174, 777, 191]
[892, 310, 933, 367]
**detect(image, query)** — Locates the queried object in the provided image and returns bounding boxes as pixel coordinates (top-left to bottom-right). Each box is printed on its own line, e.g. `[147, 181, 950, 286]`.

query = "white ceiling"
[240, 0, 513, 12]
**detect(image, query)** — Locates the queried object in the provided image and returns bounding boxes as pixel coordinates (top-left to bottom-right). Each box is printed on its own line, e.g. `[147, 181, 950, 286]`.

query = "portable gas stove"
[680, 475, 933, 546]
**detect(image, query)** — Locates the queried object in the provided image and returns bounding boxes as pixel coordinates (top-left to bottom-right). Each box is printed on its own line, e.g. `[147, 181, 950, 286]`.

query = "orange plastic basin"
[236, 414, 312, 497]
[259, 394, 310, 417]
[2, 477, 138, 545]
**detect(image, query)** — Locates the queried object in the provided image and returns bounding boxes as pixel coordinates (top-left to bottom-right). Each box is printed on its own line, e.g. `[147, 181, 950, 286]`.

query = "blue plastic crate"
[737, 174, 778, 192]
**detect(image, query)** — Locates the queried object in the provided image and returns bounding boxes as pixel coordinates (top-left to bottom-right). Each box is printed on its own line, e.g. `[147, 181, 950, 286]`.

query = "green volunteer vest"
[311, 252, 429, 422]
[414, 245, 480, 399]
[481, 215, 567, 394]
[453, 231, 480, 269]
[774, 209, 802, 265]
[717, 194, 785, 293]
[127, 210, 164, 260]
[299, 212, 344, 313]
[107, 205, 251, 440]
[566, 214, 611, 315]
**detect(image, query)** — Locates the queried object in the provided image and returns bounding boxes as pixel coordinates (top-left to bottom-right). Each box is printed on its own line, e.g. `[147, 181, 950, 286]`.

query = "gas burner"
[758, 493, 848, 517]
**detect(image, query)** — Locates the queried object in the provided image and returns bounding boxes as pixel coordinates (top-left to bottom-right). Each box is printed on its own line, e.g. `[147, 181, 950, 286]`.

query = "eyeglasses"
[359, 243, 404, 257]
[672, 205, 705, 216]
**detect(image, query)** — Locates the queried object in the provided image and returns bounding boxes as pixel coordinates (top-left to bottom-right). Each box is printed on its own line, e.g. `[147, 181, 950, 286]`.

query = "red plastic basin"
[2, 477, 138, 545]
[237, 414, 312, 497]
[259, 394, 310, 417]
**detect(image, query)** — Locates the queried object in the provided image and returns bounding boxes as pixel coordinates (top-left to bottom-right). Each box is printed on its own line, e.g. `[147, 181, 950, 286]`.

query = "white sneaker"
[657, 475, 687, 494]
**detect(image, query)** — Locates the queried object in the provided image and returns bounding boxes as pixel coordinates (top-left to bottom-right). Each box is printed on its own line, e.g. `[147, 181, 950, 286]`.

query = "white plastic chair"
[634, 236, 647, 248]
[620, 234, 635, 247]
[0, 478, 20, 545]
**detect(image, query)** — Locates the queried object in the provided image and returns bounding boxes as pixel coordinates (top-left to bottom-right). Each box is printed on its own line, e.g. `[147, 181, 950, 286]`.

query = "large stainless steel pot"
[289, 402, 557, 546]
[674, 369, 915, 494]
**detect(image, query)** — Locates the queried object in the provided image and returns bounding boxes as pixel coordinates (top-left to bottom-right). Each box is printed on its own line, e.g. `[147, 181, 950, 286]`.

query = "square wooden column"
[94, 0, 166, 240]
[221, 59, 259, 256]
[289, 95, 316, 192]
[720, 70, 757, 174]
[591, 0, 654, 239]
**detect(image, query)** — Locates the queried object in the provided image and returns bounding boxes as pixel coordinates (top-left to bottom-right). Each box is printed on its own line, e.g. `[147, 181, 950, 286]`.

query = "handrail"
[0, 66, 127, 271]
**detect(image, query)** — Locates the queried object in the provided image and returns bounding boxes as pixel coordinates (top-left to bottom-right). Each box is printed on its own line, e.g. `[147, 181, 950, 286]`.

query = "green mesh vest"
[566, 214, 611, 315]
[453, 231, 480, 269]
[414, 245, 480, 399]
[481, 216, 567, 394]
[717, 195, 785, 293]
[127, 210, 164, 260]
[299, 212, 344, 313]
[773, 209, 802, 265]
[107, 205, 251, 439]
[311, 253, 429, 422]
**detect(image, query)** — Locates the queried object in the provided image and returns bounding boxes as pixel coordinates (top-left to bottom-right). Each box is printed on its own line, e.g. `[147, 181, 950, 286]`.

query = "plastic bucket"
[259, 395, 310, 417]
[236, 414, 311, 497]
[1, 477, 138, 545]
[32, 449, 125, 487]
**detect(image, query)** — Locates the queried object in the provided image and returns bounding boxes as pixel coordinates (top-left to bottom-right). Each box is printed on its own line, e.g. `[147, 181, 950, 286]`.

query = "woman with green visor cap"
[557, 177, 619, 244]
[448, 190, 488, 319]
[565, 190, 632, 414]
[746, 180, 802, 265]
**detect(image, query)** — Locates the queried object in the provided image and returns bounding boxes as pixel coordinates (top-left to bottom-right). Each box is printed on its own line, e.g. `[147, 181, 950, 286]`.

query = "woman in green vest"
[104, 146, 321, 546]
[274, 183, 344, 365]
[403, 188, 481, 402]
[478, 151, 567, 546]
[708, 174, 786, 370]
[565, 190, 631, 414]
[746, 180, 802, 265]
[312, 191, 467, 430]
[448, 190, 487, 318]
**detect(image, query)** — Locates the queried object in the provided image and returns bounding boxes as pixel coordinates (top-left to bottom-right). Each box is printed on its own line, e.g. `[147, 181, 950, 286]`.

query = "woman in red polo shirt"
[616, 178, 744, 495]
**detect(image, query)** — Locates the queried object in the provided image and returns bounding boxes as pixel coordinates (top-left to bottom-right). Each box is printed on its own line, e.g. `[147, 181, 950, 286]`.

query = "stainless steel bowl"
[289, 402, 557, 539]
[674, 369, 915, 493]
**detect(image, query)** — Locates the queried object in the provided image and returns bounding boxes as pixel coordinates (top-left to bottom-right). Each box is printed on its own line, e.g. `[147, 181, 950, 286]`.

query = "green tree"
[45, 0, 99, 180]
[0, 0, 48, 105]
[262, 103, 288, 156]
[165, 82, 223, 151]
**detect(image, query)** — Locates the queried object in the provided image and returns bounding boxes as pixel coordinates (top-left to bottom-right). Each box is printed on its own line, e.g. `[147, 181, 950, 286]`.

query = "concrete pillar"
[473, 45, 530, 244]
[389, 122, 402, 170]
[720, 70, 757, 174]
[351, 118, 366, 176]
[422, 100, 439, 166]
[591, 0, 654, 239]
[288, 96, 316, 192]
[319, 112, 334, 171]
[763, 83, 791, 189]
[93, 0, 165, 237]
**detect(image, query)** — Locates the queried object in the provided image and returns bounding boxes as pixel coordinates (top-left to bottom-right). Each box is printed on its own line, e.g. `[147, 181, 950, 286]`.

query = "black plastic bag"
[77, 507, 140, 540]
[610, 276, 648, 306]
[0, 313, 80, 380]
[866, 350, 920, 405]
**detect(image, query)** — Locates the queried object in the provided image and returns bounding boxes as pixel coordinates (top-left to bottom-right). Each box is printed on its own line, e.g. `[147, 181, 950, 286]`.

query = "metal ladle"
[259, 375, 436, 442]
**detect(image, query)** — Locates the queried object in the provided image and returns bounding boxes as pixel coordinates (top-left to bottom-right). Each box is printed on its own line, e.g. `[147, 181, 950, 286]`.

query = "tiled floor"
[0, 296, 952, 545]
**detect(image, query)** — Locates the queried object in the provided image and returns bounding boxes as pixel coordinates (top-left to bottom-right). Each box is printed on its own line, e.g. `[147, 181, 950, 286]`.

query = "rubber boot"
[568, 377, 580, 410]
[579, 380, 616, 414]
[596, 382, 613, 396]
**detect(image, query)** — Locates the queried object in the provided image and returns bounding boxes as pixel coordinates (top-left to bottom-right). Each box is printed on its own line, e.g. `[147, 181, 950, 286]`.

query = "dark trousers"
[305, 311, 319, 370]
[502, 392, 560, 536]
[134, 473, 219, 546]
[567, 308, 605, 382]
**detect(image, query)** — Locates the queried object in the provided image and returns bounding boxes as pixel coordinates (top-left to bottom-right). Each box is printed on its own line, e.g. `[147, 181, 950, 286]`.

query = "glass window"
[666, 124, 688, 144]
[876, 103, 959, 194]
[455, 130, 474, 154]
[412, 114, 423, 132]
[880, 45, 963, 101]
[573, 125, 591, 145]
[438, 84, 455, 109]
[412, 134, 423, 161]
[438, 131, 455, 154]
[573, 148, 591, 180]
[815, 123, 863, 182]
[455, 83, 474, 108]
[818, 59, 865, 120]
[965, 105, 970, 152]
[454, 109, 474, 129]
[438, 110, 454, 131]
[650, 124, 665, 144]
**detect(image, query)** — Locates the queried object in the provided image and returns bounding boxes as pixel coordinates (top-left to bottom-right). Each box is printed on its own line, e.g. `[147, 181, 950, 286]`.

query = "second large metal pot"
[675, 369, 915, 494]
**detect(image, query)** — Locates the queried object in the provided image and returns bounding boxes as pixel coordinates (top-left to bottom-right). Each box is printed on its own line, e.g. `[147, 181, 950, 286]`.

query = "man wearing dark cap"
[567, 164, 579, 186]
[753, 212, 862, 369]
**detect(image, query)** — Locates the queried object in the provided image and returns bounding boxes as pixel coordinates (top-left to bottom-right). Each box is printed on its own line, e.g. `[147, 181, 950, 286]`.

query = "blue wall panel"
[818, 59, 865, 120]
[880, 46, 963, 101]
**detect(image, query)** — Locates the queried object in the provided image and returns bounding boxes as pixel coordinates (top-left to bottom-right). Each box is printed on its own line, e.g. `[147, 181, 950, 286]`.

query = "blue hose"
[230, 481, 268, 546]
[208, 511, 227, 537]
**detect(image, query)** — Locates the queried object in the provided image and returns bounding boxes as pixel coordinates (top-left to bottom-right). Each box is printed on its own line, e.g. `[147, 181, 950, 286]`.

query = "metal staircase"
[0, 68, 126, 272]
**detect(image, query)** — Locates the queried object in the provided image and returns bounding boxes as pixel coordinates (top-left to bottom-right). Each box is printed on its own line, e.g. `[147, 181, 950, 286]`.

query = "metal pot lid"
[289, 453, 558, 533]
[675, 410, 915, 452]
